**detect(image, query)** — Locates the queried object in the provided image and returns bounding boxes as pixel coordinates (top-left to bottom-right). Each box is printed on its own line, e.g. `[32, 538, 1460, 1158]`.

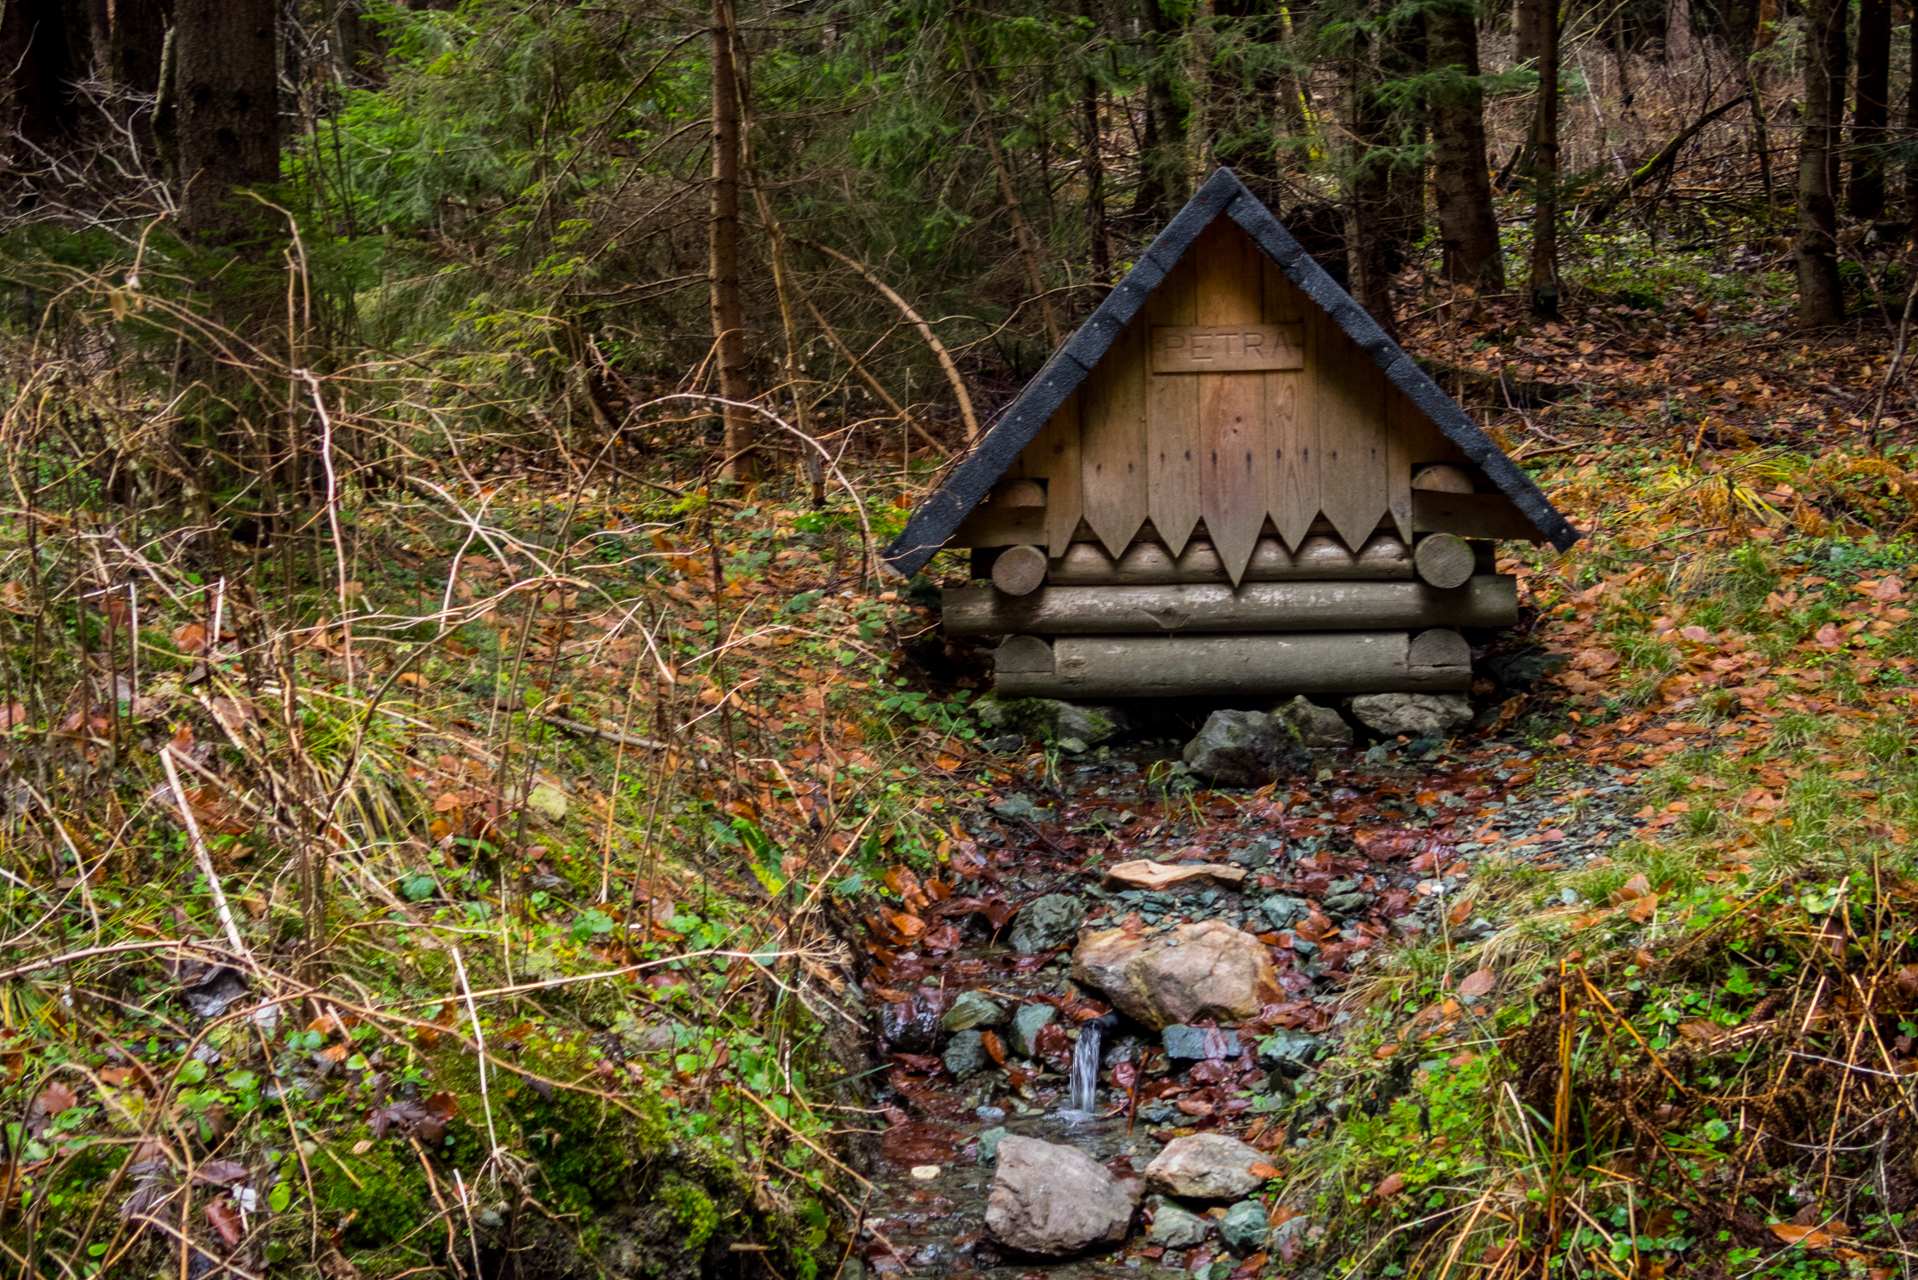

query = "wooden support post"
[995, 631, 1472, 698]
[941, 576, 1518, 636]
[990, 545, 1049, 596]
[1413, 532, 1476, 588]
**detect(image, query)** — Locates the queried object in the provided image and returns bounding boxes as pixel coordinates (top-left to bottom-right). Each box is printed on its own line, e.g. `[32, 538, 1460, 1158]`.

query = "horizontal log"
[951, 504, 1047, 548]
[943, 575, 1517, 636]
[1412, 491, 1544, 542]
[1049, 533, 1412, 584]
[994, 632, 1474, 698]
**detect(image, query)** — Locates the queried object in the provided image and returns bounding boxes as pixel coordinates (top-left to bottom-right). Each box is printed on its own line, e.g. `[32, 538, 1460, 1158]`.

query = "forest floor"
[4, 244, 1918, 1280]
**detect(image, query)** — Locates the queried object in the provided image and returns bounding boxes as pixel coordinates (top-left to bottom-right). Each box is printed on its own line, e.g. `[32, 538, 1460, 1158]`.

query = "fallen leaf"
[1629, 893, 1659, 923]
[1456, 969, 1497, 1000]
[1769, 1222, 1838, 1249]
[1375, 1172, 1406, 1197]
[1610, 874, 1652, 904]
[37, 1082, 78, 1116]
[982, 1031, 1006, 1066]
[206, 1198, 243, 1248]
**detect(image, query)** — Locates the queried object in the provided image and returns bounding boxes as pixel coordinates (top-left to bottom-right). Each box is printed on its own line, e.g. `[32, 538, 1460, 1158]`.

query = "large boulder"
[1182, 710, 1307, 786]
[984, 1136, 1141, 1256]
[1071, 921, 1283, 1031]
[1143, 1133, 1270, 1201]
[1269, 695, 1354, 748]
[1347, 692, 1473, 739]
[975, 695, 1129, 747]
[1008, 894, 1085, 954]
[1219, 1201, 1271, 1254]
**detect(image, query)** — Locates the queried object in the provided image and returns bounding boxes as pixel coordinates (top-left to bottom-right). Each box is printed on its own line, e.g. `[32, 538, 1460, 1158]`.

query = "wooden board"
[1008, 388, 1084, 557]
[1385, 385, 1416, 545]
[1152, 324, 1305, 372]
[1193, 221, 1266, 584]
[1145, 254, 1202, 555]
[949, 504, 1047, 548]
[1080, 313, 1151, 556]
[1313, 306, 1388, 552]
[1411, 490, 1545, 541]
[1048, 532, 1413, 584]
[1261, 255, 1316, 551]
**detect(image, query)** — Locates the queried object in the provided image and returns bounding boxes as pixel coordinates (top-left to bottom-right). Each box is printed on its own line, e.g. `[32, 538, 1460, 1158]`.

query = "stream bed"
[853, 735, 1647, 1278]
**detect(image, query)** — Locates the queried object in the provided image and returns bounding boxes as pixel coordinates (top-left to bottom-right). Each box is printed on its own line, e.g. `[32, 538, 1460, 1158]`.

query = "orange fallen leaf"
[981, 1031, 1006, 1066]
[1769, 1222, 1840, 1249]
[1375, 1172, 1406, 1196]
[1610, 873, 1652, 905]
[1629, 893, 1660, 923]
[1248, 1163, 1278, 1180]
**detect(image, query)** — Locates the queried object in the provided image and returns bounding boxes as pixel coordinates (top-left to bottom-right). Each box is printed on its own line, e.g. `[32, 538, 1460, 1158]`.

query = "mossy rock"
[973, 695, 1127, 746]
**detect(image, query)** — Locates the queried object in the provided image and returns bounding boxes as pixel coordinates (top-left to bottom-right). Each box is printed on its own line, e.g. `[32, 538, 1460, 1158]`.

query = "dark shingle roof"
[882, 167, 1579, 577]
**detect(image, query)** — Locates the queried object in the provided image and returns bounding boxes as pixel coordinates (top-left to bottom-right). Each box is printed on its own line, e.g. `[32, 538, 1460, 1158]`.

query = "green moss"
[656, 1177, 718, 1249]
[313, 1140, 437, 1252]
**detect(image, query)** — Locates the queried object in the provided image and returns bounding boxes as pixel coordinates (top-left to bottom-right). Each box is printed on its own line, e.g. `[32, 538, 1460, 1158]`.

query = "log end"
[991, 544, 1050, 596]
[1413, 532, 1475, 588]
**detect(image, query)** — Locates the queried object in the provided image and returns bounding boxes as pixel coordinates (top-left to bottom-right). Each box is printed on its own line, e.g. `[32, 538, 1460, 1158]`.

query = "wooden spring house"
[882, 169, 1580, 700]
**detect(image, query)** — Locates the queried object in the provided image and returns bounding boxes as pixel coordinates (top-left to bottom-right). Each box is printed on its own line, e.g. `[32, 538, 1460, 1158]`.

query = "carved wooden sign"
[1151, 323, 1304, 373]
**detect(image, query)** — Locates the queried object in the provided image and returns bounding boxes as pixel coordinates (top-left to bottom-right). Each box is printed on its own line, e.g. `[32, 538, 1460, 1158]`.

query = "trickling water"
[1067, 1025, 1101, 1114]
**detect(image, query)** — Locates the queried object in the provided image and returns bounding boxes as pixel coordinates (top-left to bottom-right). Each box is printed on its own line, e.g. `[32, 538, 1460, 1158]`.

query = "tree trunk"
[1134, 0, 1190, 224]
[0, 0, 81, 157]
[1797, 0, 1846, 326]
[109, 0, 168, 94]
[709, 0, 756, 481]
[172, 0, 279, 242]
[1078, 0, 1110, 282]
[1427, 0, 1505, 288]
[1341, 45, 1397, 336]
[1907, 5, 1918, 224]
[1524, 0, 1559, 315]
[1849, 0, 1890, 217]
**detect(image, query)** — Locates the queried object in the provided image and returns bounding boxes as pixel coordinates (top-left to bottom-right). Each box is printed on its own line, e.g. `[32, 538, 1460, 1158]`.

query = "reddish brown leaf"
[1456, 969, 1497, 1000]
[36, 1083, 77, 1116]
[1629, 893, 1660, 923]
[206, 1199, 243, 1248]
[1375, 1172, 1406, 1197]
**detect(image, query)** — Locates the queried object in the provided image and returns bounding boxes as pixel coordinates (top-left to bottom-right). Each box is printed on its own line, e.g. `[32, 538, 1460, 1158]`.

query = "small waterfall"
[1065, 1012, 1121, 1116]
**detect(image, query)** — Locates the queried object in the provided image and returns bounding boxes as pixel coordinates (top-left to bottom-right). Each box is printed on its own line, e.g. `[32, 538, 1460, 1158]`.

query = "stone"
[1008, 894, 1086, 954]
[1144, 1200, 1210, 1248]
[943, 1030, 990, 1079]
[1261, 895, 1310, 930]
[942, 990, 1007, 1032]
[1181, 710, 1307, 787]
[1142, 1133, 1270, 1201]
[1347, 692, 1474, 740]
[1269, 695, 1354, 748]
[1321, 891, 1369, 917]
[1072, 920, 1283, 1031]
[974, 695, 1128, 747]
[1008, 1004, 1058, 1058]
[991, 793, 1054, 823]
[1161, 1025, 1242, 1061]
[976, 1126, 1009, 1164]
[1219, 1201, 1270, 1255]
[526, 782, 568, 822]
[1269, 1213, 1309, 1246]
[1257, 1028, 1322, 1076]
[984, 1136, 1141, 1256]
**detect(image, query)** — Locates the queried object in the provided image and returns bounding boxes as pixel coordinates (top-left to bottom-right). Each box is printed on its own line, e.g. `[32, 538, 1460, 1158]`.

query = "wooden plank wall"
[1004, 218, 1480, 580]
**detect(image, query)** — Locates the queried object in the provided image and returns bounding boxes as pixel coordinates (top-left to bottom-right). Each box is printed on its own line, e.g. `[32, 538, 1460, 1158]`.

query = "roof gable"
[882, 168, 1580, 577]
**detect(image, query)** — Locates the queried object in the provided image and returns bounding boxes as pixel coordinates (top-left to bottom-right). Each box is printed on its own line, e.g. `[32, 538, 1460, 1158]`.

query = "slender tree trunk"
[1907, 6, 1918, 224]
[1849, 0, 1890, 217]
[958, 31, 1061, 346]
[1135, 0, 1190, 223]
[1078, 0, 1111, 283]
[1525, 0, 1559, 315]
[1428, 0, 1506, 288]
[1797, 0, 1847, 325]
[1341, 45, 1397, 335]
[173, 0, 278, 242]
[709, 0, 756, 481]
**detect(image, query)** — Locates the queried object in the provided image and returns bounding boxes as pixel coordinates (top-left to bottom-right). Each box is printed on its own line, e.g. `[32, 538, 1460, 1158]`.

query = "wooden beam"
[1413, 533, 1476, 588]
[950, 504, 1047, 548]
[992, 479, 1047, 507]
[1411, 490, 1545, 541]
[996, 631, 1474, 698]
[990, 545, 1049, 596]
[941, 575, 1519, 636]
[1049, 532, 1413, 585]
[1411, 464, 1475, 493]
